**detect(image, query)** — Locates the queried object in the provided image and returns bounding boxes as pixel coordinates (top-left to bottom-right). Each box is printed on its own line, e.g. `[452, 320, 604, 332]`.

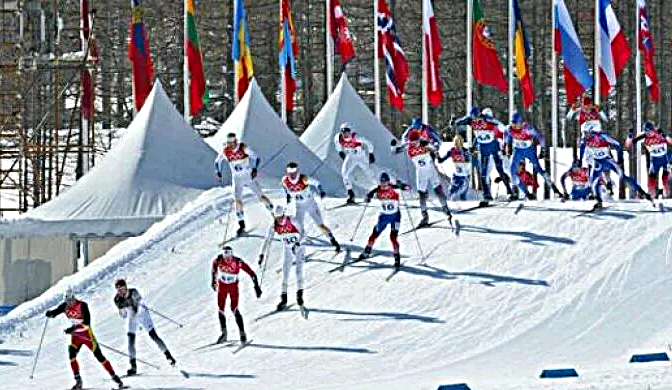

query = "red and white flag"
[597, 0, 631, 96]
[329, 0, 355, 64]
[637, 0, 659, 102]
[423, 0, 442, 107]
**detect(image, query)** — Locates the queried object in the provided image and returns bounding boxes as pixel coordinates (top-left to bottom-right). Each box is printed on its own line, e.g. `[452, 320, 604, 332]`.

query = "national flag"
[279, 0, 299, 112]
[512, 0, 534, 108]
[186, 0, 209, 116]
[637, 0, 659, 102]
[472, 0, 507, 93]
[554, 0, 593, 105]
[129, 0, 155, 112]
[376, 0, 409, 111]
[423, 0, 442, 107]
[80, 0, 94, 120]
[597, 0, 631, 96]
[232, 0, 254, 102]
[329, 0, 355, 64]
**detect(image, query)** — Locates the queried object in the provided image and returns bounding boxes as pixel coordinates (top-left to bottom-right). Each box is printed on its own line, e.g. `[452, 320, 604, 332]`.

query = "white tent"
[206, 79, 343, 195]
[0, 81, 218, 306]
[300, 74, 414, 190]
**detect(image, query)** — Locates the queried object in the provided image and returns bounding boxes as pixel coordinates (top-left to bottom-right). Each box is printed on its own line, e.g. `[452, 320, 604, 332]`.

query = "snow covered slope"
[1, 193, 671, 390]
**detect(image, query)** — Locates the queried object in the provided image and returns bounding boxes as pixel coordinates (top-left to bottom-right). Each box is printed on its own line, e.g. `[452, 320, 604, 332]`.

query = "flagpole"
[635, 1, 642, 187]
[594, 0, 600, 105]
[373, 0, 381, 119]
[421, 0, 428, 123]
[326, 0, 334, 95]
[466, 0, 473, 146]
[184, 0, 191, 123]
[280, 0, 287, 123]
[508, 0, 514, 120]
[551, 0, 558, 197]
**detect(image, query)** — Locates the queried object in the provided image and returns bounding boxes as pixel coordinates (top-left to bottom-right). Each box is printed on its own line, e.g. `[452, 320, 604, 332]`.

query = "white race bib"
[475, 130, 495, 144]
[513, 139, 533, 149]
[454, 162, 470, 176]
[581, 120, 602, 133]
[648, 143, 668, 157]
[380, 200, 399, 214]
[590, 147, 609, 160]
[218, 272, 238, 284]
[282, 233, 301, 247]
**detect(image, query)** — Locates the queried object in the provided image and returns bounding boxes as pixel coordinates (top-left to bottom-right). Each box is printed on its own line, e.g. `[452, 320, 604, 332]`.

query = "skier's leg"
[509, 151, 525, 198]
[126, 313, 137, 371]
[216, 285, 227, 341]
[293, 205, 306, 234]
[492, 152, 512, 194]
[148, 328, 175, 365]
[281, 246, 292, 296]
[68, 344, 81, 378]
[479, 152, 492, 199]
[590, 162, 605, 203]
[663, 169, 670, 198]
[609, 158, 648, 198]
[294, 245, 306, 303]
[457, 176, 470, 200]
[233, 179, 245, 230]
[90, 335, 117, 378]
[342, 156, 356, 202]
[247, 179, 273, 211]
[312, 202, 339, 251]
[418, 191, 429, 225]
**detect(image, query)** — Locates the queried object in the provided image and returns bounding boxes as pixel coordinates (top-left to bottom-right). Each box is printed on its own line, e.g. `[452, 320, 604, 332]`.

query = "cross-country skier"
[506, 113, 563, 200]
[453, 106, 513, 201]
[391, 128, 452, 228]
[580, 126, 652, 207]
[281, 162, 341, 252]
[437, 135, 472, 201]
[258, 204, 308, 311]
[211, 245, 262, 344]
[45, 287, 124, 390]
[559, 160, 591, 201]
[401, 118, 442, 149]
[214, 133, 274, 236]
[514, 162, 539, 198]
[566, 95, 608, 131]
[482, 108, 512, 185]
[626, 121, 672, 198]
[334, 123, 377, 203]
[113, 278, 176, 376]
[359, 172, 411, 268]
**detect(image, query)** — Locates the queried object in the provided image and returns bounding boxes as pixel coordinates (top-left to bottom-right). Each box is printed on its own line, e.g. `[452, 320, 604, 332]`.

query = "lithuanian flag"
[186, 0, 209, 116]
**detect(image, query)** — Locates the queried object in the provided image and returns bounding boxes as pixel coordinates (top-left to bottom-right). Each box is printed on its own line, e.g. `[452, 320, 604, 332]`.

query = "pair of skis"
[254, 303, 309, 322]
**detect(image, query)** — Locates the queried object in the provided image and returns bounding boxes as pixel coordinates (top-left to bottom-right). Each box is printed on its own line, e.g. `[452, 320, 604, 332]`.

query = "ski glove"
[113, 295, 125, 309]
[251, 168, 258, 179]
[216, 171, 222, 178]
[339, 151, 346, 160]
[254, 284, 262, 298]
[64, 326, 75, 334]
[320, 191, 326, 199]
[211, 281, 217, 292]
[258, 254, 265, 266]
[369, 154, 375, 164]
[45, 310, 57, 318]
[365, 195, 372, 203]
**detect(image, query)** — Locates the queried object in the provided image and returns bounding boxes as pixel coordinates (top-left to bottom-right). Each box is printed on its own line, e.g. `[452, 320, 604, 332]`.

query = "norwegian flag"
[330, 0, 355, 64]
[638, 0, 659, 102]
[376, 0, 409, 111]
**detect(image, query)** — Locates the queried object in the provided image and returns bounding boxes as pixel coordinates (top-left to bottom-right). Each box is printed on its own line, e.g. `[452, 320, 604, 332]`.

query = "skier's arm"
[452, 115, 472, 127]
[579, 138, 586, 163]
[598, 109, 608, 122]
[365, 186, 380, 202]
[307, 177, 325, 198]
[214, 154, 226, 178]
[113, 294, 127, 318]
[560, 169, 571, 194]
[80, 302, 91, 326]
[333, 133, 344, 153]
[243, 145, 260, 169]
[211, 258, 218, 290]
[45, 302, 67, 318]
[566, 107, 579, 121]
[129, 289, 142, 313]
[436, 148, 452, 163]
[241, 260, 262, 297]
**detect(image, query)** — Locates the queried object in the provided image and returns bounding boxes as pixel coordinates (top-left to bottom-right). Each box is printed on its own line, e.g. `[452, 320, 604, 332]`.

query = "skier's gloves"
[211, 281, 217, 292]
[562, 192, 569, 200]
[494, 176, 503, 184]
[365, 195, 372, 203]
[258, 254, 264, 266]
[216, 171, 222, 178]
[64, 326, 75, 334]
[369, 154, 376, 164]
[254, 284, 262, 298]
[251, 168, 258, 179]
[45, 310, 57, 318]
[113, 295, 125, 309]
[320, 191, 326, 199]
[339, 151, 346, 160]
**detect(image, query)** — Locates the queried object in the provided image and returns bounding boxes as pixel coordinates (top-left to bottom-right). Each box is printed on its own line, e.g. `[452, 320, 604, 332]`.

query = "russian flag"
[554, 0, 593, 106]
[597, 0, 631, 96]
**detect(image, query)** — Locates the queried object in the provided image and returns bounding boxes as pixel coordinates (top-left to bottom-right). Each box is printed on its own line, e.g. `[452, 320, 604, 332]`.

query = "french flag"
[423, 0, 442, 107]
[554, 0, 593, 106]
[597, 0, 631, 96]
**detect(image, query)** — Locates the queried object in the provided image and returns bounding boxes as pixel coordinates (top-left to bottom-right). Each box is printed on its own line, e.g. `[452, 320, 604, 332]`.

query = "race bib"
[282, 234, 300, 246]
[380, 200, 399, 214]
[513, 139, 533, 149]
[219, 272, 238, 284]
[230, 161, 249, 176]
[475, 130, 495, 144]
[581, 120, 602, 133]
[293, 190, 312, 203]
[648, 144, 668, 157]
[591, 147, 609, 160]
[414, 156, 429, 168]
[454, 162, 470, 176]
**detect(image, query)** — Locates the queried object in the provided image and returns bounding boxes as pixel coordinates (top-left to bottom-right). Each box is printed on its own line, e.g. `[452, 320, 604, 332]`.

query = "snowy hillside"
[1, 190, 671, 390]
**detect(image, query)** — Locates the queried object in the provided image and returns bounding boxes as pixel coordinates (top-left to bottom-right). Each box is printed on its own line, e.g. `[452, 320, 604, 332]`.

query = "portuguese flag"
[186, 0, 209, 116]
[472, 0, 507, 93]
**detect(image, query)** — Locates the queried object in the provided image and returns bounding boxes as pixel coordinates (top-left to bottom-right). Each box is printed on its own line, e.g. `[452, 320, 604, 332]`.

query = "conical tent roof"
[300, 74, 414, 188]
[13, 81, 219, 236]
[206, 79, 343, 195]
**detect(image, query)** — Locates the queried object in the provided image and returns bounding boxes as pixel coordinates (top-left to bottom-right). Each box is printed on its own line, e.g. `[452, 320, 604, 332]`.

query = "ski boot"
[394, 253, 401, 269]
[127, 358, 137, 376]
[358, 246, 372, 260]
[442, 205, 452, 224]
[606, 181, 614, 196]
[236, 220, 246, 236]
[71, 375, 83, 390]
[216, 328, 227, 344]
[239, 331, 247, 343]
[328, 233, 341, 253]
[112, 374, 124, 389]
[165, 350, 176, 366]
[276, 293, 288, 311]
[417, 211, 430, 228]
[297, 289, 304, 306]
[346, 189, 356, 204]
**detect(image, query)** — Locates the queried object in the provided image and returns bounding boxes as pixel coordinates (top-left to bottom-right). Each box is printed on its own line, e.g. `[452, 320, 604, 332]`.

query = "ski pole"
[259, 234, 273, 287]
[71, 333, 160, 369]
[29, 318, 49, 379]
[142, 305, 184, 328]
[401, 156, 426, 263]
[349, 202, 370, 242]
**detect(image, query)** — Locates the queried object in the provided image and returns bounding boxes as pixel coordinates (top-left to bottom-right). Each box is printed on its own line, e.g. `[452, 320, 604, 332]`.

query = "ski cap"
[221, 245, 234, 256]
[643, 121, 655, 133]
[469, 106, 480, 117]
[380, 172, 391, 183]
[114, 278, 127, 288]
[511, 112, 523, 125]
[339, 123, 352, 133]
[410, 118, 423, 129]
[225, 132, 237, 145]
[482, 108, 494, 118]
[63, 286, 75, 302]
[286, 162, 299, 174]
